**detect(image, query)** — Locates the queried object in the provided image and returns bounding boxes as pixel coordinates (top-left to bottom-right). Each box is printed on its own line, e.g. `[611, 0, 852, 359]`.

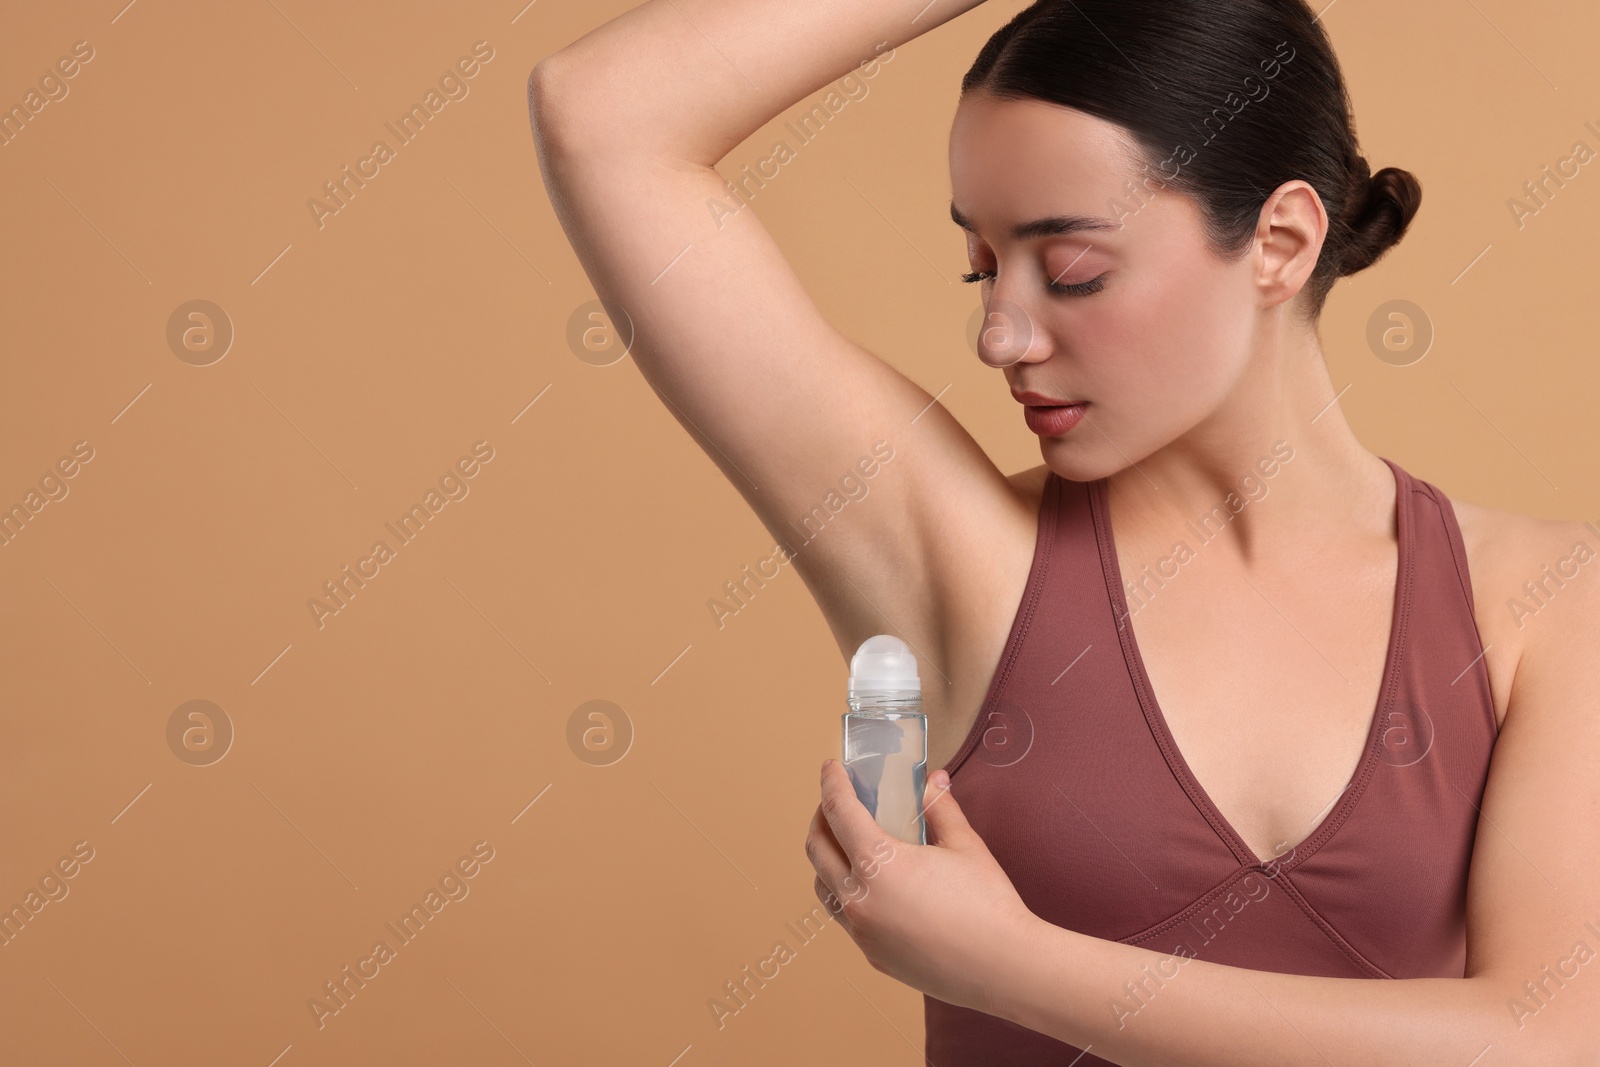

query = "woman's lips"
[1022, 402, 1088, 437]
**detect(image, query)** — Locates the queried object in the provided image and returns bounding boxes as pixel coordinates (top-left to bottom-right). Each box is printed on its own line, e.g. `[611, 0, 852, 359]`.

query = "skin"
[529, 1, 1600, 1061]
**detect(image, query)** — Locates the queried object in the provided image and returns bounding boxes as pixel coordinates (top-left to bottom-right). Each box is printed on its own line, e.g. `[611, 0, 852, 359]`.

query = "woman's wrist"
[988, 914, 1122, 1052]
[985, 909, 1066, 1028]
[535, 0, 990, 166]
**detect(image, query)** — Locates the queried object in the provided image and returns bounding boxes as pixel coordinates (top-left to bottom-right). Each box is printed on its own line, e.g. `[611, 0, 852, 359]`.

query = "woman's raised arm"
[526, 1, 1034, 680]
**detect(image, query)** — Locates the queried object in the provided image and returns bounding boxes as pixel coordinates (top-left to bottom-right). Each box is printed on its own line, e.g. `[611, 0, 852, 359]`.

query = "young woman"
[527, 1, 1600, 1062]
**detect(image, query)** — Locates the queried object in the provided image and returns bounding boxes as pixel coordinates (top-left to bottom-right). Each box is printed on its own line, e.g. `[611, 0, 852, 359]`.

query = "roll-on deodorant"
[842, 634, 927, 845]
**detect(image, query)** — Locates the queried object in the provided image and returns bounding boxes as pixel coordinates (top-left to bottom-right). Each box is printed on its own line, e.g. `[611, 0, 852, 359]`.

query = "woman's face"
[949, 91, 1267, 481]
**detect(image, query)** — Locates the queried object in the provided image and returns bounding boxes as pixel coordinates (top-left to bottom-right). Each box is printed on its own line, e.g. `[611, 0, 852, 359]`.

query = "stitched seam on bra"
[1276, 469, 1415, 872]
[1091, 478, 1256, 862]
[1271, 873, 1394, 978]
[1418, 481, 1500, 740]
[945, 474, 1060, 777]
[1115, 867, 1267, 944]
[1117, 869, 1393, 979]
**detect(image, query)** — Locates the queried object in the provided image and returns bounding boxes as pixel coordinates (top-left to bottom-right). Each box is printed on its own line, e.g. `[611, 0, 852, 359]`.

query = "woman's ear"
[1255, 180, 1328, 309]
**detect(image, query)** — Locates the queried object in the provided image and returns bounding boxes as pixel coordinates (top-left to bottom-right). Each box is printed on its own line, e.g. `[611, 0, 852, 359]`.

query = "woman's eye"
[959, 269, 1106, 296]
[1051, 273, 1107, 296]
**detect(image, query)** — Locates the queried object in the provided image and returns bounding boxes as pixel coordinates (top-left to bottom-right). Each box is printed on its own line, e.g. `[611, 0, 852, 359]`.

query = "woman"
[528, 0, 1600, 1062]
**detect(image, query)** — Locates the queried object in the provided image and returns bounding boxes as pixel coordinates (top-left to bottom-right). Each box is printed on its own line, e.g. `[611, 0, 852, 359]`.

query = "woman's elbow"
[526, 56, 572, 148]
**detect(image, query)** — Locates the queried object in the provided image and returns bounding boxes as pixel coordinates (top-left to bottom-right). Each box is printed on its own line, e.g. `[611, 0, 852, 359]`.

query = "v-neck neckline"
[1088, 456, 1412, 872]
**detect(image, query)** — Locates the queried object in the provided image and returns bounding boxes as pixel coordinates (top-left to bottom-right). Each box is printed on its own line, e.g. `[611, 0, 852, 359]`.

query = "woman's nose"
[975, 292, 1047, 368]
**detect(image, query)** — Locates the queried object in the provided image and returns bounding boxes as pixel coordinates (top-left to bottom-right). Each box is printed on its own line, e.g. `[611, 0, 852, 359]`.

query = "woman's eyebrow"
[949, 201, 1122, 240]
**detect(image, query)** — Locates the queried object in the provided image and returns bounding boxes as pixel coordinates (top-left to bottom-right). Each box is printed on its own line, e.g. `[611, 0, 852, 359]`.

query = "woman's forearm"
[532, 0, 988, 165]
[995, 918, 1565, 1067]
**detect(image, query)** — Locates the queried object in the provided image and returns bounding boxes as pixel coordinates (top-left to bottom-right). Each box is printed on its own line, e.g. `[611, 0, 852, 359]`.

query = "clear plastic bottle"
[842, 634, 927, 845]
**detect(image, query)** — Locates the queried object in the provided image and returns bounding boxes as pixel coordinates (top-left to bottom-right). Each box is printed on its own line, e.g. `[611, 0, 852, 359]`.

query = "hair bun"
[1338, 159, 1422, 277]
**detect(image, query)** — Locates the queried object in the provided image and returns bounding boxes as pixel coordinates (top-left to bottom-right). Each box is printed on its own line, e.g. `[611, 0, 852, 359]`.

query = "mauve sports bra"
[924, 456, 1499, 1066]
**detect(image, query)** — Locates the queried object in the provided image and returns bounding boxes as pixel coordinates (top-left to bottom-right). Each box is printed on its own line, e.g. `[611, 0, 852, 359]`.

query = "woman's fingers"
[817, 758, 886, 865]
[806, 804, 853, 913]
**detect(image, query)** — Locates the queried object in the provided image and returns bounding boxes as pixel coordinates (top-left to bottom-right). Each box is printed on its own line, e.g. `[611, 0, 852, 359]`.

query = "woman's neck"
[1106, 331, 1397, 563]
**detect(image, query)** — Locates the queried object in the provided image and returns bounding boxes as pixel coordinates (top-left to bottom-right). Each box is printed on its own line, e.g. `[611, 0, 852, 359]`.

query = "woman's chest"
[1119, 553, 1399, 866]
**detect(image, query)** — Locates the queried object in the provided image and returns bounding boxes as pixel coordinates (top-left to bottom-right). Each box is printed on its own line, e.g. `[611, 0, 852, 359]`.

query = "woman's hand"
[805, 759, 1040, 1018]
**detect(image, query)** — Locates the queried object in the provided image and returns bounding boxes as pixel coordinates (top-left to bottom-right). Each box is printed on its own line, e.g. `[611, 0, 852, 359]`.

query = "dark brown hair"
[962, 0, 1421, 319]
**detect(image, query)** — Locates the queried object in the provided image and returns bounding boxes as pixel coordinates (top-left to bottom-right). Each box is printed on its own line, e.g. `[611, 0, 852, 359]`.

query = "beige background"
[1, 0, 1596, 1063]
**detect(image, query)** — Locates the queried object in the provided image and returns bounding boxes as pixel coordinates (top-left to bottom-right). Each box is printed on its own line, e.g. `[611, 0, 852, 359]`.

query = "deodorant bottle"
[842, 634, 927, 845]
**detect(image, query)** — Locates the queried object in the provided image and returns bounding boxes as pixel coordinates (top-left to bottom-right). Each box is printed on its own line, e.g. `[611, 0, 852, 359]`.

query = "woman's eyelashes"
[959, 268, 1107, 296]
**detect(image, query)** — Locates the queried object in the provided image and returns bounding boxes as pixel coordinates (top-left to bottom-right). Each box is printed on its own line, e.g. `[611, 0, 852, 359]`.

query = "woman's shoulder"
[1447, 493, 1596, 593]
[1445, 491, 1599, 726]
[1005, 463, 1053, 506]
